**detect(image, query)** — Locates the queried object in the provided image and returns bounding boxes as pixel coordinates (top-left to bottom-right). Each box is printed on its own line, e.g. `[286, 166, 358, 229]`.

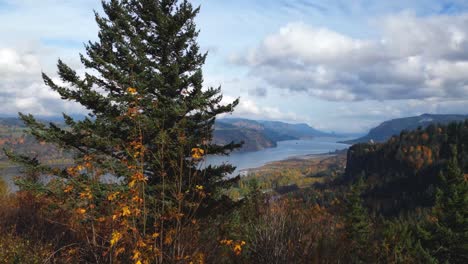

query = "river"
[1, 137, 349, 191]
[205, 137, 349, 175]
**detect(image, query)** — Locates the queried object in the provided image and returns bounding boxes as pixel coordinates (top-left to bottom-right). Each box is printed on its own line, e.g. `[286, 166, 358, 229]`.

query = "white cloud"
[0, 47, 84, 116]
[234, 13, 468, 101]
[220, 95, 302, 122]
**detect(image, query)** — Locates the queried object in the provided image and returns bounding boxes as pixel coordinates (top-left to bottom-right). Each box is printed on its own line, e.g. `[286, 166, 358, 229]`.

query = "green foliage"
[417, 145, 468, 263]
[10, 0, 241, 213]
[5, 0, 241, 262]
[0, 232, 53, 264]
[344, 176, 373, 263]
[345, 120, 468, 215]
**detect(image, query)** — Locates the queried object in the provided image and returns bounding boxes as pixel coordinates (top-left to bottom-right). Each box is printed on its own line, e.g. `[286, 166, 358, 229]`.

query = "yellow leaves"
[220, 239, 246, 256]
[191, 253, 205, 264]
[233, 241, 246, 256]
[136, 240, 147, 248]
[107, 192, 120, 201]
[164, 229, 176, 245]
[130, 140, 145, 159]
[129, 172, 147, 188]
[122, 206, 131, 216]
[115, 247, 125, 256]
[151, 232, 160, 239]
[191, 148, 204, 159]
[129, 180, 137, 188]
[220, 239, 233, 246]
[233, 244, 242, 256]
[195, 185, 204, 191]
[132, 250, 141, 261]
[79, 187, 93, 200]
[76, 208, 86, 215]
[110, 231, 122, 247]
[127, 87, 137, 94]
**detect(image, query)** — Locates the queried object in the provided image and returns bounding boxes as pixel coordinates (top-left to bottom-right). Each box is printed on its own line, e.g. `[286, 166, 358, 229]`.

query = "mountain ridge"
[214, 118, 335, 151]
[0, 116, 334, 153]
[342, 113, 468, 144]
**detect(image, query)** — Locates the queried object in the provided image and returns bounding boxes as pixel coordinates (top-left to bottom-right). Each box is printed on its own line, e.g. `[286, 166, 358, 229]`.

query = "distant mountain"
[214, 118, 334, 152]
[342, 114, 468, 144]
[258, 120, 333, 138]
[0, 116, 334, 153]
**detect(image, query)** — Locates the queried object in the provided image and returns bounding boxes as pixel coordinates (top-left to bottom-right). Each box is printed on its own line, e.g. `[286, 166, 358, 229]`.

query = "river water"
[205, 137, 349, 175]
[1, 137, 349, 191]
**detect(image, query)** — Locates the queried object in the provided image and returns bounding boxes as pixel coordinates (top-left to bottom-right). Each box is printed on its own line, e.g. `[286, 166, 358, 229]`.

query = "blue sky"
[1, 0, 468, 133]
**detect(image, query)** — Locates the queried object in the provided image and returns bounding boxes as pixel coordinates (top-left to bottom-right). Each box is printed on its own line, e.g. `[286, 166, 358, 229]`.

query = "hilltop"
[342, 114, 468, 144]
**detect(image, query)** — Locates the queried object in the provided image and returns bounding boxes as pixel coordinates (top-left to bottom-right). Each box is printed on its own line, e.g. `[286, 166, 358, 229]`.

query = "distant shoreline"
[239, 150, 346, 175]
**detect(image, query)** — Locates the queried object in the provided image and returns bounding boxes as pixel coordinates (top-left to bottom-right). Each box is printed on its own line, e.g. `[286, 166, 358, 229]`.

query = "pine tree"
[418, 145, 468, 263]
[344, 176, 373, 263]
[8, 0, 240, 262]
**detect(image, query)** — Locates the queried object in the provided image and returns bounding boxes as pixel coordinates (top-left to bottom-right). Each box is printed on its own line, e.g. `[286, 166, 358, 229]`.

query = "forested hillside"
[343, 114, 468, 144]
[345, 120, 468, 215]
[1, 0, 467, 263]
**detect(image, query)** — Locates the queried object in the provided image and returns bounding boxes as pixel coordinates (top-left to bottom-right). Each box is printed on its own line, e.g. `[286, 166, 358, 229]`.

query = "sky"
[2, 0, 468, 133]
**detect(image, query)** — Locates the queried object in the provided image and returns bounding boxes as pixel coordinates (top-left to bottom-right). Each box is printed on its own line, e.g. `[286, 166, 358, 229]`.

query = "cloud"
[0, 47, 84, 116]
[232, 12, 468, 101]
[248, 86, 268, 97]
[220, 95, 302, 122]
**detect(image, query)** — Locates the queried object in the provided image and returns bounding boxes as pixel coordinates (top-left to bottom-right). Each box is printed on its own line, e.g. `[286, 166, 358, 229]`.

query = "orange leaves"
[63, 185, 73, 193]
[421, 133, 429, 141]
[402, 144, 434, 170]
[127, 107, 139, 117]
[79, 187, 93, 200]
[126, 87, 137, 94]
[220, 239, 233, 246]
[130, 140, 146, 159]
[164, 229, 176, 245]
[220, 239, 246, 256]
[76, 208, 87, 215]
[129, 172, 147, 188]
[191, 148, 204, 159]
[66, 166, 79, 176]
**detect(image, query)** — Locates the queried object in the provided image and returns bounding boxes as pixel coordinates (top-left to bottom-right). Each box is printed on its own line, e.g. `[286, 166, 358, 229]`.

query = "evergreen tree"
[418, 145, 468, 263]
[344, 176, 373, 263]
[8, 0, 240, 262]
[18, 0, 240, 206]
